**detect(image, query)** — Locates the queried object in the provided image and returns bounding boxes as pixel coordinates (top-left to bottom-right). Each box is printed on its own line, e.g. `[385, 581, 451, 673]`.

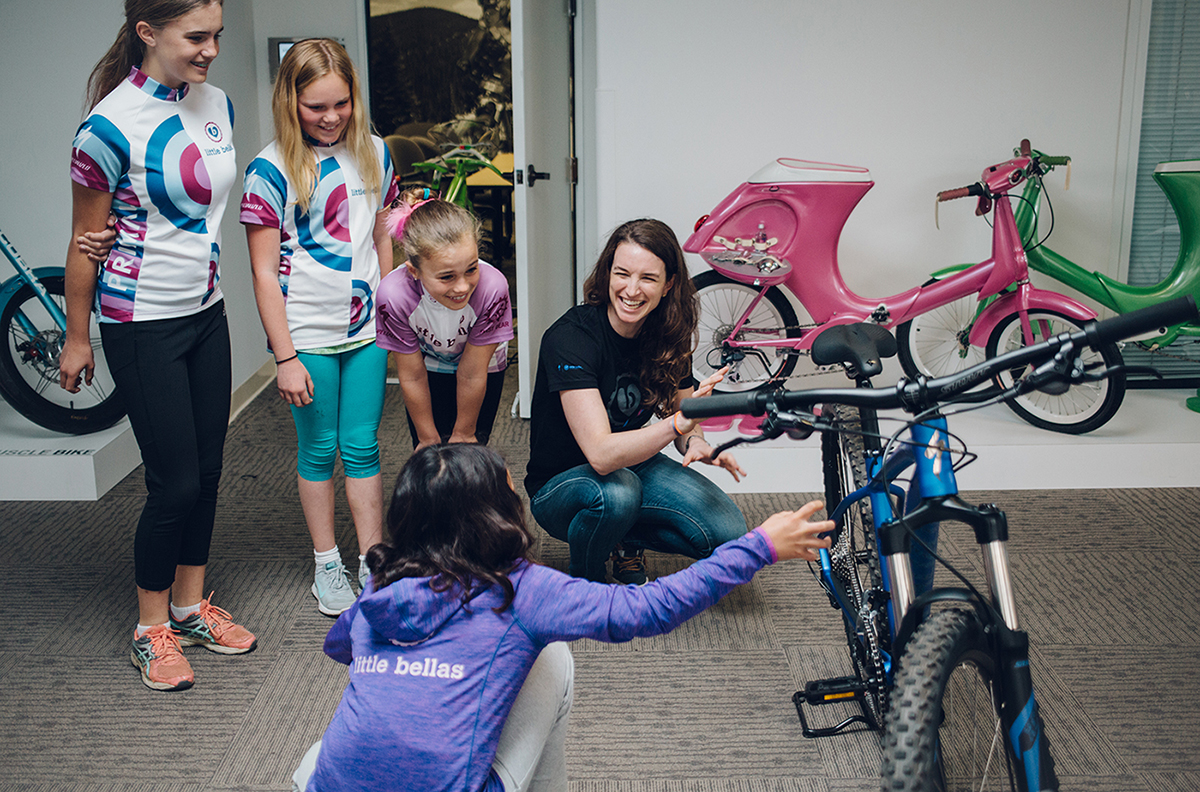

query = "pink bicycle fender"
[967, 288, 1098, 347]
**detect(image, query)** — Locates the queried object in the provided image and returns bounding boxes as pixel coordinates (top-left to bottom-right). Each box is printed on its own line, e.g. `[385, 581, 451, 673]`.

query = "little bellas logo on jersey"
[205, 122, 223, 143]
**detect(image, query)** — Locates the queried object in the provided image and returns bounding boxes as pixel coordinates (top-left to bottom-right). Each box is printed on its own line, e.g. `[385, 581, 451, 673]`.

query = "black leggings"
[404, 368, 506, 448]
[100, 301, 231, 592]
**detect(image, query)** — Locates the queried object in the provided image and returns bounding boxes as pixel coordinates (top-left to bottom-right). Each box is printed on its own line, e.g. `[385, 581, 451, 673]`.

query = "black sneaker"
[610, 547, 648, 586]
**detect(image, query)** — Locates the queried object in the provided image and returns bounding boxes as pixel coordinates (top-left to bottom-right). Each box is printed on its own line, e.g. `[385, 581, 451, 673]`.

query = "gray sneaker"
[358, 559, 372, 594]
[312, 560, 355, 616]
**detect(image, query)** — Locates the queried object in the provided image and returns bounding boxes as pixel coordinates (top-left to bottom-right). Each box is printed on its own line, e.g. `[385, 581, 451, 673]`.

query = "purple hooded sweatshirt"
[307, 528, 778, 791]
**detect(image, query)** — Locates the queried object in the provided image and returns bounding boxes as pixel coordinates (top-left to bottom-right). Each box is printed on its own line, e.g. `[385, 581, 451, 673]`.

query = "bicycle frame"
[682, 156, 1096, 369]
[0, 229, 68, 336]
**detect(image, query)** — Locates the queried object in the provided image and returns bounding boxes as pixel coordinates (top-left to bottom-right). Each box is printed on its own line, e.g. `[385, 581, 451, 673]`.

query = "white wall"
[576, 0, 1149, 313]
[0, 0, 1152, 400]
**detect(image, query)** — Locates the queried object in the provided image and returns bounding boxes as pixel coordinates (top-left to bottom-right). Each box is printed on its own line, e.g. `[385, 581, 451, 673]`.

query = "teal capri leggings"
[292, 343, 388, 481]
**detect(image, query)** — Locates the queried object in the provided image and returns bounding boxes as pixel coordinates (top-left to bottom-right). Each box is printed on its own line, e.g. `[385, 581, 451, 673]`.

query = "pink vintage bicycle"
[683, 149, 1127, 433]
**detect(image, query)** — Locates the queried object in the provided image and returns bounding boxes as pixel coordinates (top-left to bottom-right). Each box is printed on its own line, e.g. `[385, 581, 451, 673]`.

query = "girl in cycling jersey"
[241, 39, 398, 617]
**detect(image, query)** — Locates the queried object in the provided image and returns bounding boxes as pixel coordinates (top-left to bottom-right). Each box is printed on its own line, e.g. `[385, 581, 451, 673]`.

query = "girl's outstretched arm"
[516, 502, 831, 643]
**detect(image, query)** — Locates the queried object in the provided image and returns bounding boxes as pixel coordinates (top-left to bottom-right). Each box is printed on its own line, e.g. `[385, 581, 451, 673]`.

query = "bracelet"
[684, 434, 703, 454]
[672, 411, 686, 436]
[275, 353, 298, 365]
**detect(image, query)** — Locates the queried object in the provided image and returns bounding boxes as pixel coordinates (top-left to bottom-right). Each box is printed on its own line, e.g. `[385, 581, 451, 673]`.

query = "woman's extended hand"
[681, 436, 747, 482]
[693, 365, 729, 398]
[276, 358, 315, 406]
[758, 501, 834, 562]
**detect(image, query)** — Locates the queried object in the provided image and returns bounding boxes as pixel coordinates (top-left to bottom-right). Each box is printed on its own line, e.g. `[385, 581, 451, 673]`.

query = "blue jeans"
[529, 453, 747, 582]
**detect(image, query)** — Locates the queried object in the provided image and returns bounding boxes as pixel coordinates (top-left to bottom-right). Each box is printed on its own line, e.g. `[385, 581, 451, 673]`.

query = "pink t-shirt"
[375, 260, 513, 373]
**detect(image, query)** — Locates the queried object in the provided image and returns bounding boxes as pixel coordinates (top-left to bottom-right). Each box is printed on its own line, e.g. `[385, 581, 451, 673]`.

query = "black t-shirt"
[524, 303, 693, 496]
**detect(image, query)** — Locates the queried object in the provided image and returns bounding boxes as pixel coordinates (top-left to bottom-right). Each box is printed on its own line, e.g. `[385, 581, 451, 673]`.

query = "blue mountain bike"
[682, 296, 1199, 792]
[0, 227, 123, 434]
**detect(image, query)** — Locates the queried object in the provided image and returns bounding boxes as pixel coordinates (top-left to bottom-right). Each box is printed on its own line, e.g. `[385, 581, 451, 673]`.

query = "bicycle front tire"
[0, 275, 125, 434]
[882, 608, 1056, 792]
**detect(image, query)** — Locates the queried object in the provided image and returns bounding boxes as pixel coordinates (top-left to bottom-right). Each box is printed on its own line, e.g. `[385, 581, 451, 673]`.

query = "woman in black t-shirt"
[525, 219, 747, 583]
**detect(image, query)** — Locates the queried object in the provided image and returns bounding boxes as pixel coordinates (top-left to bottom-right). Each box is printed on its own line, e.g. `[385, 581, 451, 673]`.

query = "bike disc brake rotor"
[16, 329, 63, 383]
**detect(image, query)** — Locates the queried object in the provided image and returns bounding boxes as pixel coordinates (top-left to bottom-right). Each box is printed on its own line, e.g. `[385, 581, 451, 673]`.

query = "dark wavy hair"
[366, 444, 533, 611]
[583, 219, 698, 417]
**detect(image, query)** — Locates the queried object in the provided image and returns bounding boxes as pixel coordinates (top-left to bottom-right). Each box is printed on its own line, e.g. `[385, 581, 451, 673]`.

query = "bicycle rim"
[897, 292, 992, 386]
[692, 270, 801, 393]
[986, 310, 1125, 434]
[0, 276, 124, 434]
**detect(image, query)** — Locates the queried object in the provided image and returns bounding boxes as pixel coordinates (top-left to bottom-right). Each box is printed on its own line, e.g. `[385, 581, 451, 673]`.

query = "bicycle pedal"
[799, 676, 868, 705]
[792, 680, 877, 738]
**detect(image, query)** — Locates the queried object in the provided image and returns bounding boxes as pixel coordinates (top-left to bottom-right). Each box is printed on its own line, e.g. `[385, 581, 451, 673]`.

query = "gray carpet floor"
[2, 376, 1198, 791]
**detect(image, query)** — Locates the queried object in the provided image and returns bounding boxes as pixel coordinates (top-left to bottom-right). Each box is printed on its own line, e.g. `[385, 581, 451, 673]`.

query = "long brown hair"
[583, 219, 698, 417]
[367, 444, 533, 612]
[85, 0, 222, 111]
[271, 39, 381, 214]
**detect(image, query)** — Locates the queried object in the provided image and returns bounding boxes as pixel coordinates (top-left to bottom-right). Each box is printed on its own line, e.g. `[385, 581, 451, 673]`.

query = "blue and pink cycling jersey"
[70, 67, 236, 323]
[240, 137, 399, 349]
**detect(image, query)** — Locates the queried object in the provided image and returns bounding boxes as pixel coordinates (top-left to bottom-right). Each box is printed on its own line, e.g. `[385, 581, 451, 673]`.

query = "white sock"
[315, 546, 341, 566]
[170, 601, 200, 621]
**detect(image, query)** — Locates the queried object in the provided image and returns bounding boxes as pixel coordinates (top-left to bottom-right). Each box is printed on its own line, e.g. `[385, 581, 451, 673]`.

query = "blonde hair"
[86, 0, 222, 111]
[395, 187, 481, 268]
[271, 39, 381, 214]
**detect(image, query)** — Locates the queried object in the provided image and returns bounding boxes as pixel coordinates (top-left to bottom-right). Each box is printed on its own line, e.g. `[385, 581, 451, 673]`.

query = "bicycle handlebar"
[937, 183, 985, 202]
[681, 296, 1199, 419]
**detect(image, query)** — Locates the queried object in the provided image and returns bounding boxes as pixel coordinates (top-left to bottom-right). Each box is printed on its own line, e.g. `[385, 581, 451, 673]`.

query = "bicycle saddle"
[810, 323, 897, 378]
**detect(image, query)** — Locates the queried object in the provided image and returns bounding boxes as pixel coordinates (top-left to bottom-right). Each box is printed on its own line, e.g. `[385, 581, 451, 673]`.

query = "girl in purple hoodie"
[292, 444, 832, 792]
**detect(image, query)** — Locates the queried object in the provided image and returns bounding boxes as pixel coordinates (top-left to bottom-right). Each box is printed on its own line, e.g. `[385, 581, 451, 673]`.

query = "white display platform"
[682, 386, 1200, 494]
[0, 398, 141, 501]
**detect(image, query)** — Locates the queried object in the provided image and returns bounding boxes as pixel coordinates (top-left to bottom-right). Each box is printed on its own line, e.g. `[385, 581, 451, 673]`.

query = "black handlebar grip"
[1085, 296, 1198, 347]
[680, 390, 772, 419]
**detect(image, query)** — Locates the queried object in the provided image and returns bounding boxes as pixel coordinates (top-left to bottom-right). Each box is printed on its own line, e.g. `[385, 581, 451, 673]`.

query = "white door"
[512, 0, 575, 418]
